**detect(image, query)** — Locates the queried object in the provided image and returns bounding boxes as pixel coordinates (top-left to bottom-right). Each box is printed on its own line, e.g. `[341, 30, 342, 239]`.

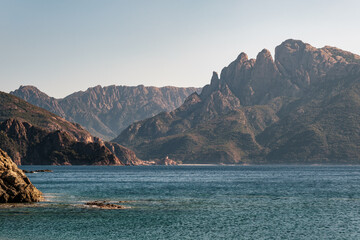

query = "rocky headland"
[0, 91, 145, 165]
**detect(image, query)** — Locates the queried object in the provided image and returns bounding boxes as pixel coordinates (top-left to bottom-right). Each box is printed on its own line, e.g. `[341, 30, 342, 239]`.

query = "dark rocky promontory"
[0, 92, 145, 165]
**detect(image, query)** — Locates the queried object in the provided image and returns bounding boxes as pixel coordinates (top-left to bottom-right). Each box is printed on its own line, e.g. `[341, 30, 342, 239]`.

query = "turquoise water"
[1, 165, 360, 239]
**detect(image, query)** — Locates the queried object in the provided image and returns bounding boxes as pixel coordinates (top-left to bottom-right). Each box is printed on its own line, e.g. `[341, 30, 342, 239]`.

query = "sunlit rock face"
[11, 85, 201, 140]
[0, 149, 42, 203]
[0, 92, 145, 166]
[114, 39, 360, 164]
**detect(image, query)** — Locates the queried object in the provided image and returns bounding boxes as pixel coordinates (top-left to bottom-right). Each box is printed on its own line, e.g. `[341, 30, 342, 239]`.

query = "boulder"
[0, 149, 42, 203]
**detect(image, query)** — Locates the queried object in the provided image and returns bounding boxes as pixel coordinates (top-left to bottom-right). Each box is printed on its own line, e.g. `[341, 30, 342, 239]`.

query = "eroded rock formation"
[0, 149, 42, 203]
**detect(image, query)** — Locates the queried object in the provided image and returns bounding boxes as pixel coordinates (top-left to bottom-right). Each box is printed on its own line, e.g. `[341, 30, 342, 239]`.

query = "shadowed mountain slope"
[114, 39, 360, 164]
[0, 92, 142, 165]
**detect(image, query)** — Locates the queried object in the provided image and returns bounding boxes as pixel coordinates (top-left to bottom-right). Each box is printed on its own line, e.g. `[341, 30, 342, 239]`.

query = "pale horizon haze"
[1, 0, 360, 98]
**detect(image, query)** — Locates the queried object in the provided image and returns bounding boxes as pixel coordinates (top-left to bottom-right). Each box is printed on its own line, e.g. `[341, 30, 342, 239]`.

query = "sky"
[1, 0, 360, 98]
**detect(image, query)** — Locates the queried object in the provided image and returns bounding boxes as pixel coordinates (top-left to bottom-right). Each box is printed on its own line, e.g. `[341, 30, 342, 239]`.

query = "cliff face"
[0, 91, 93, 143]
[0, 92, 144, 165]
[9, 86, 66, 118]
[114, 39, 360, 164]
[11, 85, 201, 140]
[0, 118, 125, 165]
[0, 148, 42, 203]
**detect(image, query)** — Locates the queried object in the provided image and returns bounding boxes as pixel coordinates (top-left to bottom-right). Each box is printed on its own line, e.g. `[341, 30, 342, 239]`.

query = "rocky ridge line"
[114, 39, 360, 164]
[11, 85, 201, 140]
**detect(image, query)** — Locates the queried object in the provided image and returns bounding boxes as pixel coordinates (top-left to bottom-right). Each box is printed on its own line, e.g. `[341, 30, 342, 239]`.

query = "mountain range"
[114, 39, 360, 164]
[8, 39, 360, 164]
[11, 85, 200, 140]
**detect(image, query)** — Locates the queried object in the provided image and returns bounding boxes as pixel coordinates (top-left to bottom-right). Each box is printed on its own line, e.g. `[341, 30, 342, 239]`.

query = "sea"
[1, 165, 360, 240]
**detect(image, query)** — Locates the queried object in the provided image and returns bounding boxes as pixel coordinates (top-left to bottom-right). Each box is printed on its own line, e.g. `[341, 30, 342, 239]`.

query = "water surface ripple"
[1, 165, 360, 239]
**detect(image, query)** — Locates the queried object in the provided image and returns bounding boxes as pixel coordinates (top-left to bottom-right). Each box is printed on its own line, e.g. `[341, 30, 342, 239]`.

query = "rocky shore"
[0, 149, 42, 203]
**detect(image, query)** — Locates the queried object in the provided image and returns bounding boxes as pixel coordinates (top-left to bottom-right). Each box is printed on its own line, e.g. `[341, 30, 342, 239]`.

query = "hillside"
[0, 91, 93, 142]
[0, 92, 142, 165]
[114, 39, 360, 164]
[11, 85, 200, 140]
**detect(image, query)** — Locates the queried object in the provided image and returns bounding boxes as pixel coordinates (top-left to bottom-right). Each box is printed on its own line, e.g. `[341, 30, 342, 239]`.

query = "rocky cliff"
[11, 85, 200, 140]
[0, 91, 93, 143]
[114, 39, 360, 164]
[0, 92, 143, 165]
[0, 118, 142, 165]
[0, 148, 42, 203]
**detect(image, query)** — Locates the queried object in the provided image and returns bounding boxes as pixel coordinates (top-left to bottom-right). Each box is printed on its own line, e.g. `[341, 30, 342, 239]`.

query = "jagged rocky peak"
[220, 52, 253, 80]
[236, 52, 249, 62]
[212, 39, 360, 106]
[256, 49, 273, 61]
[16, 85, 41, 94]
[211, 48, 282, 105]
[14, 85, 48, 98]
[274, 39, 319, 86]
[210, 71, 220, 87]
[115, 39, 360, 164]
[181, 92, 202, 109]
[200, 72, 220, 98]
[218, 52, 254, 102]
[253, 48, 278, 77]
[276, 39, 311, 54]
[11, 86, 66, 118]
[274, 38, 360, 88]
[321, 45, 360, 63]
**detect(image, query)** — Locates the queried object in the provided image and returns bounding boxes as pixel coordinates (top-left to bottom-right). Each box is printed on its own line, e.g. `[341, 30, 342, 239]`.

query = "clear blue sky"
[1, 0, 360, 98]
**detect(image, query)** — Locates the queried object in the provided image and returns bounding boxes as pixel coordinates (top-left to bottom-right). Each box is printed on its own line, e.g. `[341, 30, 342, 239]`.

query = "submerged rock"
[85, 201, 127, 209]
[34, 169, 53, 173]
[0, 149, 42, 203]
[22, 169, 53, 173]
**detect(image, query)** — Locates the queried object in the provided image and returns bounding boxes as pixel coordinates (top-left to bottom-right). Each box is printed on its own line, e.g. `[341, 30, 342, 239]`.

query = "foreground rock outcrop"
[0, 149, 42, 203]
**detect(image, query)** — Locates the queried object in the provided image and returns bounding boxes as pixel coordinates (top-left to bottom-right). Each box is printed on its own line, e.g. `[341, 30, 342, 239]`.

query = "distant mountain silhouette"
[11, 85, 200, 140]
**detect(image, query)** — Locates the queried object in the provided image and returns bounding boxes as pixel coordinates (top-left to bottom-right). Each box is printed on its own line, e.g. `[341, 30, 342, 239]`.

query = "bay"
[1, 165, 360, 239]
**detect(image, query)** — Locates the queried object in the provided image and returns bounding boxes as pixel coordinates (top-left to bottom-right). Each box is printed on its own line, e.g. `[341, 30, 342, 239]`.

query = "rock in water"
[85, 201, 126, 209]
[0, 149, 42, 203]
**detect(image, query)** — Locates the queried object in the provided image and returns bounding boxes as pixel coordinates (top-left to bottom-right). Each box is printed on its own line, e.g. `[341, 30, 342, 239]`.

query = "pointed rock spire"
[236, 52, 249, 63]
[210, 71, 220, 87]
[256, 49, 273, 62]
